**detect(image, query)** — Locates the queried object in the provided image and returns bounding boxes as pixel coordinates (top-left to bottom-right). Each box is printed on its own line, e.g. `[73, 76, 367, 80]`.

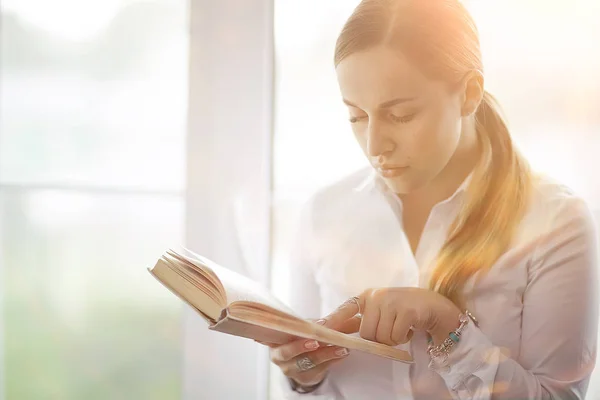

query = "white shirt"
[280, 167, 599, 400]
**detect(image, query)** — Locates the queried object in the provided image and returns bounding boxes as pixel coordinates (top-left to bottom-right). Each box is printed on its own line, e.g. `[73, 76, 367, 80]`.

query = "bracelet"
[426, 310, 478, 372]
[288, 377, 325, 394]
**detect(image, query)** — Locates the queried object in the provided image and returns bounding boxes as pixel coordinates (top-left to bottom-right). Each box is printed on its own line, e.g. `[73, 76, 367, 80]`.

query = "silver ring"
[296, 356, 317, 372]
[349, 296, 362, 315]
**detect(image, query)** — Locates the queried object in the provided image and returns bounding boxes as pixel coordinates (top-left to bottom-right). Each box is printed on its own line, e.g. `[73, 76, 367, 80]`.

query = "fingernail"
[305, 340, 319, 350]
[316, 319, 326, 325]
[335, 348, 349, 357]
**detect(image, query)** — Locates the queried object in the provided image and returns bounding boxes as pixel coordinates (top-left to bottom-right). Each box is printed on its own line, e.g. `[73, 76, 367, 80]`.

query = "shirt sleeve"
[433, 196, 599, 399]
[279, 197, 342, 399]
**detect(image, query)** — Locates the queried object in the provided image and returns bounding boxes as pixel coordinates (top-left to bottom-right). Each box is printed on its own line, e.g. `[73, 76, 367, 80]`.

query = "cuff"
[433, 320, 501, 394]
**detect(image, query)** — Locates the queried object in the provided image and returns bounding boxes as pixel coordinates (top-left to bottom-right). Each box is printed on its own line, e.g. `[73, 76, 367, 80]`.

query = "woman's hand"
[260, 336, 350, 387]
[322, 287, 462, 346]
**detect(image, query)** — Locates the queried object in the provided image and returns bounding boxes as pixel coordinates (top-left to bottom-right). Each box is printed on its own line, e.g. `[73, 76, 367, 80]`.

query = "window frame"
[182, 0, 274, 399]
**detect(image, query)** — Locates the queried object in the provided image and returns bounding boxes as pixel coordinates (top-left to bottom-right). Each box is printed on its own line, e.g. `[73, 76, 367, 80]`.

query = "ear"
[459, 70, 484, 117]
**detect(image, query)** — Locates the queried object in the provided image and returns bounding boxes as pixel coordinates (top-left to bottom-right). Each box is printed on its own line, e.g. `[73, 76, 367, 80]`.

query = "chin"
[381, 175, 427, 195]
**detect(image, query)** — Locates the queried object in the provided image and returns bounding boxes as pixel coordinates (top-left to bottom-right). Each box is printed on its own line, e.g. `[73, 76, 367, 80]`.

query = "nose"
[366, 120, 394, 159]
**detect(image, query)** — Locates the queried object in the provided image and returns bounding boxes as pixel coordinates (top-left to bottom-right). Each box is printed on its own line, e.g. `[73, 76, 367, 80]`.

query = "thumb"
[336, 315, 362, 334]
[316, 315, 362, 334]
[320, 296, 363, 330]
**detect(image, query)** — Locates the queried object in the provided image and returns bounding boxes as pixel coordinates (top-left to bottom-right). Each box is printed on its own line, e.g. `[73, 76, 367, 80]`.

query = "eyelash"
[349, 113, 416, 124]
[349, 116, 366, 124]
[391, 113, 416, 124]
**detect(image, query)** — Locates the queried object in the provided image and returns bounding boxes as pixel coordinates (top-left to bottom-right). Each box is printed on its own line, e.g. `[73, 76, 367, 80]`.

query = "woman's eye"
[349, 116, 367, 124]
[390, 113, 416, 124]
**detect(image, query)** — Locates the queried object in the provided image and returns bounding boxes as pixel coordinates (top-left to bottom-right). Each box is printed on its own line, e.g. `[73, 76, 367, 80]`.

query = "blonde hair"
[334, 0, 533, 309]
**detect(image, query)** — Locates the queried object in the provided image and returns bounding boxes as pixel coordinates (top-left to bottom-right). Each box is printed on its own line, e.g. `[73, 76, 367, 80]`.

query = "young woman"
[266, 0, 598, 398]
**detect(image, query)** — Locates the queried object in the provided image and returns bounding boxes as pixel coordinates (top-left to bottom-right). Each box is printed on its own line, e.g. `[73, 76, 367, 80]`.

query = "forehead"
[335, 45, 438, 108]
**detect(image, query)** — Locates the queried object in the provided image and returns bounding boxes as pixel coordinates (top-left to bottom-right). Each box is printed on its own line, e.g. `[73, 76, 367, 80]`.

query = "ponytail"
[427, 91, 533, 309]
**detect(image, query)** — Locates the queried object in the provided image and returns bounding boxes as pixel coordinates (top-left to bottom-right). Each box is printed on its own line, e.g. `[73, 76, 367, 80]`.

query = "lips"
[376, 165, 409, 178]
[378, 165, 408, 170]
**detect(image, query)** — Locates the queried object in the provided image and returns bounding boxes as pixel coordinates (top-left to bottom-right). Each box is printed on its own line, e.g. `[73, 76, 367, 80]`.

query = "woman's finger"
[322, 295, 364, 329]
[375, 310, 396, 345]
[391, 315, 406, 345]
[254, 340, 278, 348]
[359, 301, 380, 341]
[337, 315, 362, 334]
[295, 355, 347, 378]
[298, 345, 350, 367]
[391, 313, 414, 345]
[281, 346, 350, 377]
[272, 339, 321, 364]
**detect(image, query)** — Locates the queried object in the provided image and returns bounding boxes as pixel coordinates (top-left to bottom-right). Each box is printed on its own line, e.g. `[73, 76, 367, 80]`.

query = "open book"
[149, 248, 413, 363]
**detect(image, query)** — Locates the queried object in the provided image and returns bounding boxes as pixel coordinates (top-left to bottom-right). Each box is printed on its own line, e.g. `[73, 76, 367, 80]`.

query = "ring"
[296, 356, 317, 372]
[348, 296, 362, 315]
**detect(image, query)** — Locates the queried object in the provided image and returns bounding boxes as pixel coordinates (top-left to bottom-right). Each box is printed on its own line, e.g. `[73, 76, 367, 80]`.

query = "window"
[271, 0, 600, 398]
[0, 1, 188, 398]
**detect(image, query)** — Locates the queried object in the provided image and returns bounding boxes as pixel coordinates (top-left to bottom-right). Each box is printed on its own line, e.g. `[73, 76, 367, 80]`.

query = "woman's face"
[336, 45, 467, 195]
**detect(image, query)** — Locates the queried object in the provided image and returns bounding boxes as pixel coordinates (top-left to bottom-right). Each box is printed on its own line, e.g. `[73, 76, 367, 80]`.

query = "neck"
[399, 116, 480, 210]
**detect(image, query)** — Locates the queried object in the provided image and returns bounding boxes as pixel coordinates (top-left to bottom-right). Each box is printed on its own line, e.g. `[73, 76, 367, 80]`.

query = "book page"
[177, 248, 297, 317]
[150, 258, 223, 321]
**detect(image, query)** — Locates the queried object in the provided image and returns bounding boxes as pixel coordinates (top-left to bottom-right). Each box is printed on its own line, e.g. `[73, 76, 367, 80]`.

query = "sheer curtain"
[270, 0, 600, 398]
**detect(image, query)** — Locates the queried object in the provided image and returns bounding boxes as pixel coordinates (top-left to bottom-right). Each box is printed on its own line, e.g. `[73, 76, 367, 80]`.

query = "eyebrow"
[343, 97, 417, 109]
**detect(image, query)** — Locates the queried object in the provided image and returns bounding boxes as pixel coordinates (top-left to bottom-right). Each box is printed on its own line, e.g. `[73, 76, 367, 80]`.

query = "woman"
[266, 0, 598, 398]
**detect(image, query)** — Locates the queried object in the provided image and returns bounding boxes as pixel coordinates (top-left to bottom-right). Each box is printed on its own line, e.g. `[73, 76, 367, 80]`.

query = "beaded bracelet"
[426, 310, 479, 372]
